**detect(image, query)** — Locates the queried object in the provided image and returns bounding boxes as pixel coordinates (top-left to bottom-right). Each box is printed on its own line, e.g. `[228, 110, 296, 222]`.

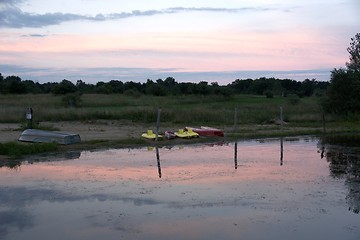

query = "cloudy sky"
[0, 0, 359, 84]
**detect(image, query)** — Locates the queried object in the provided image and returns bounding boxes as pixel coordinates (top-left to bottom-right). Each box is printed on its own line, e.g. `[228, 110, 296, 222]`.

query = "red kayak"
[185, 126, 224, 137]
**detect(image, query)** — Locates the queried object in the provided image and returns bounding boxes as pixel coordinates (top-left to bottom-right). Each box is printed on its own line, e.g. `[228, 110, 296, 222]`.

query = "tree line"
[0, 73, 328, 98]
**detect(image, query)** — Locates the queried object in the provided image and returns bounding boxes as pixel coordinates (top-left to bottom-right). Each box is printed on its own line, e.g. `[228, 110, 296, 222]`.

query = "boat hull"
[19, 129, 81, 145]
[185, 126, 224, 137]
[164, 131, 176, 139]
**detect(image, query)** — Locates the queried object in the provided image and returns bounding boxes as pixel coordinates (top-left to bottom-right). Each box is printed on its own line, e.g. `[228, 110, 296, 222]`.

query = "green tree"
[52, 79, 78, 95]
[346, 33, 360, 72]
[3, 75, 26, 94]
[325, 68, 360, 113]
[323, 33, 360, 114]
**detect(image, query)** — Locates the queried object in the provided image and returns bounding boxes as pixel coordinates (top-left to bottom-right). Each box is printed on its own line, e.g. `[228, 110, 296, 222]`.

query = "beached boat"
[141, 130, 163, 140]
[185, 126, 224, 137]
[174, 129, 199, 138]
[19, 129, 81, 145]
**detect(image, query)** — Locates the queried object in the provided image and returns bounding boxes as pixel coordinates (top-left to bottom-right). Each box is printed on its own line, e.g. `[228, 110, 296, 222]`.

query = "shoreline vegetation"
[1, 93, 359, 160]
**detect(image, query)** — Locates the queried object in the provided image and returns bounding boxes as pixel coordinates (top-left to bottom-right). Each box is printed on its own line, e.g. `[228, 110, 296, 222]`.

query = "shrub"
[61, 93, 82, 107]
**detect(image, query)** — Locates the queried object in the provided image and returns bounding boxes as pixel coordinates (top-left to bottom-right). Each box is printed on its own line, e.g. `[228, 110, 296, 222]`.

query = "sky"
[0, 0, 359, 84]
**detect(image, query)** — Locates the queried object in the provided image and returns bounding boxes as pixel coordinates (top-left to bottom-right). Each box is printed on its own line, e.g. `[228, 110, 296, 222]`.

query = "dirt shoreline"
[0, 120, 229, 147]
[0, 120, 160, 143]
[0, 120, 331, 160]
[0, 120, 327, 144]
[0, 120, 229, 161]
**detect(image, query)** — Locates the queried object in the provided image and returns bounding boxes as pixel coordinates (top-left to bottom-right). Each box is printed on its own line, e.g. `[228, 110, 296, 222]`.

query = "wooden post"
[280, 106, 283, 130]
[322, 112, 326, 134]
[279, 107, 284, 166]
[280, 137, 284, 166]
[155, 108, 161, 141]
[26, 107, 33, 129]
[233, 107, 238, 131]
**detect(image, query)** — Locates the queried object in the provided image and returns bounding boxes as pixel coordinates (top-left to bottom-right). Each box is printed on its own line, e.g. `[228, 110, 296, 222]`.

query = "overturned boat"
[19, 129, 81, 145]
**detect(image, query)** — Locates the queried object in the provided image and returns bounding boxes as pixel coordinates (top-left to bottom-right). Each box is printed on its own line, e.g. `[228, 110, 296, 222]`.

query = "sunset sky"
[0, 0, 359, 84]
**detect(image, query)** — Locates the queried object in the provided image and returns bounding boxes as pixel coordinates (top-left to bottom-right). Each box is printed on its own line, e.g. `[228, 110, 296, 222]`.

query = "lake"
[0, 137, 359, 240]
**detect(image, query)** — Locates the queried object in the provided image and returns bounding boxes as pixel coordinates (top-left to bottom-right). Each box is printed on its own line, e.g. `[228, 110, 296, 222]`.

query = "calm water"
[0, 137, 359, 240]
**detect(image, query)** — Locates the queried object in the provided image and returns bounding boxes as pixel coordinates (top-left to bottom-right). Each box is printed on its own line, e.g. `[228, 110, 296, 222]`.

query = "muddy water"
[0, 137, 359, 240]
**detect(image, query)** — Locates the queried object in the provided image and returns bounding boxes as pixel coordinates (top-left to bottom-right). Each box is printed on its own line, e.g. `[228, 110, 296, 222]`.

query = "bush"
[288, 95, 301, 105]
[265, 91, 274, 98]
[124, 89, 141, 98]
[61, 93, 82, 107]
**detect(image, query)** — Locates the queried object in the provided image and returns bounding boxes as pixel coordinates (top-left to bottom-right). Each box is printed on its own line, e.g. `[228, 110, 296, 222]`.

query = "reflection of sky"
[0, 138, 359, 240]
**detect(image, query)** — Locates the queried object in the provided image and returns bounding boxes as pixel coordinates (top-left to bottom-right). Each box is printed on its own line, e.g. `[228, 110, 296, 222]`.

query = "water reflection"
[156, 146, 162, 178]
[280, 137, 284, 166]
[1, 138, 360, 239]
[0, 210, 34, 238]
[0, 151, 81, 169]
[234, 142, 238, 169]
[318, 136, 360, 214]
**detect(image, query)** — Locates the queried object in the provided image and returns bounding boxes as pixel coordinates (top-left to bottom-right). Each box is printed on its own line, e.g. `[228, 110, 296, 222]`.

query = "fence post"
[26, 107, 33, 129]
[155, 108, 161, 141]
[234, 107, 238, 131]
[280, 106, 283, 130]
[322, 112, 326, 134]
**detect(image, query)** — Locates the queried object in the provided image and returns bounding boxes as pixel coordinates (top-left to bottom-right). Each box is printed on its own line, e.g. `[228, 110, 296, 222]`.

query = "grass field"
[0, 93, 328, 125]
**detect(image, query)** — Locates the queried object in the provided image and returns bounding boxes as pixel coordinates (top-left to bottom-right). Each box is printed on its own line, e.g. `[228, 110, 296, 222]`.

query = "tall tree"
[324, 33, 360, 114]
[346, 33, 360, 72]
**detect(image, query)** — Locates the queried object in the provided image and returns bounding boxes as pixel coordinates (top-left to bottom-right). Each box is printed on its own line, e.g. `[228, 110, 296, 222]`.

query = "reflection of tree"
[319, 140, 360, 214]
[0, 151, 81, 169]
[0, 159, 21, 169]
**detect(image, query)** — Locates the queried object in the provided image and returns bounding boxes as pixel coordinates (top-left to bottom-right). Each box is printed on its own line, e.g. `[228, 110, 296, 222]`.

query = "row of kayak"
[141, 126, 224, 140]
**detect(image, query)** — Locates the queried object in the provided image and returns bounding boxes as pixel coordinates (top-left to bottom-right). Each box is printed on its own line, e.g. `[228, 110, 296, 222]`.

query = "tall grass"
[0, 93, 335, 126]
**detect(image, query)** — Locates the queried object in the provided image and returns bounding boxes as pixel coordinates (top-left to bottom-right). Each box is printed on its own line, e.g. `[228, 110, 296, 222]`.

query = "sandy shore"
[0, 120, 159, 143]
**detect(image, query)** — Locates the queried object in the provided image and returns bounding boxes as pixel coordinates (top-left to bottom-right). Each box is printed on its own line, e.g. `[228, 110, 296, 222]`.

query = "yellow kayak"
[141, 130, 163, 140]
[174, 129, 199, 138]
